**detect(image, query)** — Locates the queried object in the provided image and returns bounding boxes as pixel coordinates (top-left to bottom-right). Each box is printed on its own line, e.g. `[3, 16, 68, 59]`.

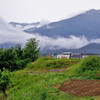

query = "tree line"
[0, 38, 40, 97]
[0, 38, 40, 71]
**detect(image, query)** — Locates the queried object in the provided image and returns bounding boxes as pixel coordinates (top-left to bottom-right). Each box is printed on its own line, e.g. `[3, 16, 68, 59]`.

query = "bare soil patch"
[58, 79, 100, 97]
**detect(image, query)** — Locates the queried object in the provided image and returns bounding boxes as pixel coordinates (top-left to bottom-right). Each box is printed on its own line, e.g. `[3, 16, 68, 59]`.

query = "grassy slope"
[7, 72, 93, 100]
[26, 57, 79, 70]
[67, 56, 100, 79]
[1, 56, 100, 100]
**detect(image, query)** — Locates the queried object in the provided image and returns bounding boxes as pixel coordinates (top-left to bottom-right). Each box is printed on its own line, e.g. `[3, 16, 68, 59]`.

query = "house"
[82, 55, 89, 59]
[72, 53, 82, 59]
[57, 52, 73, 59]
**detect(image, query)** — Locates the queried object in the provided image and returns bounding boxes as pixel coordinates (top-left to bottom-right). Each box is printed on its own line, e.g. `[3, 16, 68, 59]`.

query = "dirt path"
[58, 79, 100, 97]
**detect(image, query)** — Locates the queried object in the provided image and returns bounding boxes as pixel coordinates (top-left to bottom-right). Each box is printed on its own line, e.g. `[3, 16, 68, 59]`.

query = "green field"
[1, 56, 100, 100]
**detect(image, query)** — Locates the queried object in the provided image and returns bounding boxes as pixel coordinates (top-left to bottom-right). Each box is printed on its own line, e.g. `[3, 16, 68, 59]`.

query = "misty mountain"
[0, 43, 18, 49]
[24, 9, 100, 39]
[1, 9, 100, 54]
[10, 22, 40, 27]
[76, 43, 100, 54]
[10, 19, 49, 30]
[1, 42, 100, 55]
[44, 43, 100, 54]
[9, 22, 40, 30]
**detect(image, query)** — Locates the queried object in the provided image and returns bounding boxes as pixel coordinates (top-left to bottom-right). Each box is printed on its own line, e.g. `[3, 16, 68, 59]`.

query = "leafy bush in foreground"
[78, 56, 100, 73]
[0, 69, 10, 97]
[68, 56, 100, 78]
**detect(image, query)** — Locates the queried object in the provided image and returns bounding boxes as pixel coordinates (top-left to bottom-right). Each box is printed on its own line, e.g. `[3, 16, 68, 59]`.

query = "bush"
[81, 56, 100, 72]
[68, 56, 100, 78]
[0, 68, 11, 97]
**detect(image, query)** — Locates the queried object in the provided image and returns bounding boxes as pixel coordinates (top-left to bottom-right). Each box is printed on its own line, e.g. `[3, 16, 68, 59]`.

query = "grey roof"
[62, 52, 73, 54]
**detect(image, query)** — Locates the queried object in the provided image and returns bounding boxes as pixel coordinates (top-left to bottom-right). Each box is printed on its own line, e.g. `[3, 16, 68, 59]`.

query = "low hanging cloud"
[33, 34, 89, 49]
[0, 17, 33, 46]
[0, 16, 100, 50]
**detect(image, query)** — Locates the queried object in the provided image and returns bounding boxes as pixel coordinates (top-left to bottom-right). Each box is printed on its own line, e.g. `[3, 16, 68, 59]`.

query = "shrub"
[81, 56, 100, 72]
[0, 68, 11, 97]
[68, 56, 100, 78]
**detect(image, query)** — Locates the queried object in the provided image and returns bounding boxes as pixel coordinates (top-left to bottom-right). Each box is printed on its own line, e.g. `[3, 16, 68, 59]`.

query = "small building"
[72, 53, 82, 59]
[82, 55, 89, 59]
[57, 52, 73, 59]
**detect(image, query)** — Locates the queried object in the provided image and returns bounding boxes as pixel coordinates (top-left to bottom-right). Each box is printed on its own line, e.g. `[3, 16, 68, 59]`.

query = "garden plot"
[59, 79, 100, 97]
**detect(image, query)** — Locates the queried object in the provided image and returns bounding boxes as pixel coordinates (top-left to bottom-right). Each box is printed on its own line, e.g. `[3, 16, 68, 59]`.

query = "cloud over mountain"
[0, 17, 33, 46]
[33, 34, 89, 49]
[1, 16, 100, 51]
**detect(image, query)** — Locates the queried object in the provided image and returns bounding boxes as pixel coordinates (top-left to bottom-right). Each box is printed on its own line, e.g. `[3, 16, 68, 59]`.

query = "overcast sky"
[0, 0, 100, 23]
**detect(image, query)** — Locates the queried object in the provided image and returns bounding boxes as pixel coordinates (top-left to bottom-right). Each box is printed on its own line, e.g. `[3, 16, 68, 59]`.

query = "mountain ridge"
[43, 43, 100, 54]
[24, 9, 100, 39]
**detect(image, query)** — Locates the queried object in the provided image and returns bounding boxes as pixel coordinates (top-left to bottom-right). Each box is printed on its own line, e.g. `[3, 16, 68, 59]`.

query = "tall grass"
[67, 56, 100, 79]
[7, 71, 94, 100]
[27, 57, 79, 70]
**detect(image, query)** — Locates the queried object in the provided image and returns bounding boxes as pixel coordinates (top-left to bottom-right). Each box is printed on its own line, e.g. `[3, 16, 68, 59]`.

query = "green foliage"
[15, 45, 23, 60]
[0, 38, 40, 71]
[0, 46, 25, 71]
[6, 69, 93, 100]
[0, 57, 97, 100]
[67, 56, 100, 78]
[43, 59, 78, 68]
[0, 68, 10, 96]
[23, 38, 40, 62]
[27, 57, 55, 69]
[81, 56, 100, 72]
[0, 55, 100, 100]
[27, 57, 79, 69]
